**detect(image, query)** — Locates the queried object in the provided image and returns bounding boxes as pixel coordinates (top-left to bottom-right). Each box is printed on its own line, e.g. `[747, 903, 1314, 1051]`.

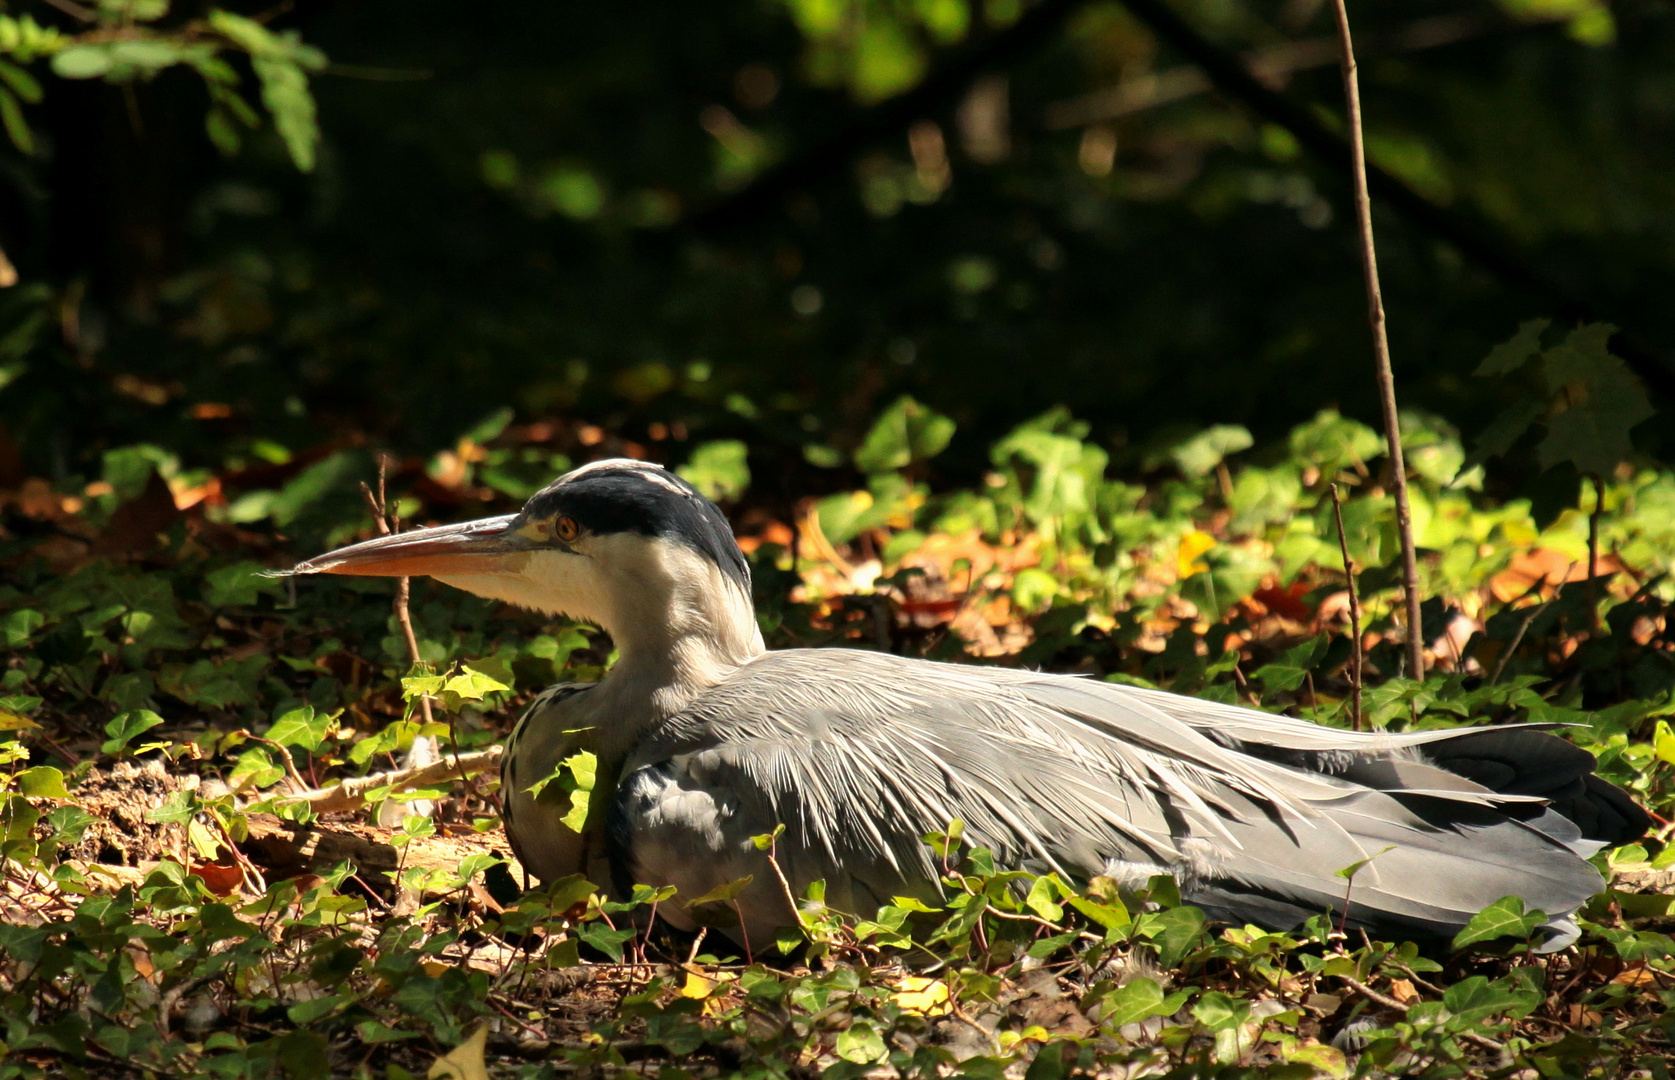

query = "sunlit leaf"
[1452, 896, 1545, 950]
[427, 1023, 489, 1080]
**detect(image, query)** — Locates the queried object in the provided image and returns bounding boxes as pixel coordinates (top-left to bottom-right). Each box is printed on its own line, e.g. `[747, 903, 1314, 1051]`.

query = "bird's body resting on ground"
[290, 459, 1648, 951]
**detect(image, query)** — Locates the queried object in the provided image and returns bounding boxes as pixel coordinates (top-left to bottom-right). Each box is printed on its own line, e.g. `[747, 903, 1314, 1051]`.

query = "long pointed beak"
[286, 514, 527, 578]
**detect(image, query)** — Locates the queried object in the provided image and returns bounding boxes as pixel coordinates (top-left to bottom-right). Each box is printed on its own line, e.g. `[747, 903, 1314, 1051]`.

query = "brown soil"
[61, 758, 188, 867]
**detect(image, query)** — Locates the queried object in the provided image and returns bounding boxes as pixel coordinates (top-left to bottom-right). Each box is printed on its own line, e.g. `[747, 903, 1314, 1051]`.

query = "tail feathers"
[1416, 727, 1651, 846]
[1133, 681, 1651, 850]
[1193, 789, 1603, 950]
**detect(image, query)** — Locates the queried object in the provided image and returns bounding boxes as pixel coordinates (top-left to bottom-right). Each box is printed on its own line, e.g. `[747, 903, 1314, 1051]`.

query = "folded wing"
[607, 650, 1640, 949]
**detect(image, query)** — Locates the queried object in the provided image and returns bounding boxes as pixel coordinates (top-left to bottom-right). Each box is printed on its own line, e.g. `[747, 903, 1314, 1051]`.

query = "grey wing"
[609, 650, 1624, 950]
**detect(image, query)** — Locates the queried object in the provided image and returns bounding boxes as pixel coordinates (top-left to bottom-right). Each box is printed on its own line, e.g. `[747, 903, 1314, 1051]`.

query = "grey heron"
[290, 458, 1647, 951]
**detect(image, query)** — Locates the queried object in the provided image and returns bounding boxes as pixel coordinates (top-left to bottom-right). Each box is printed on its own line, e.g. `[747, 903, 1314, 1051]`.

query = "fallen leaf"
[1250, 579, 1313, 623]
[1490, 547, 1624, 602]
[1612, 965, 1663, 988]
[892, 976, 950, 1015]
[190, 860, 244, 896]
[680, 968, 720, 999]
[429, 1023, 489, 1080]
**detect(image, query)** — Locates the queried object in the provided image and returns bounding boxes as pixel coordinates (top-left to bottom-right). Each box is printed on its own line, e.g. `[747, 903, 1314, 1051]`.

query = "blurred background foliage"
[0, 0, 1671, 512]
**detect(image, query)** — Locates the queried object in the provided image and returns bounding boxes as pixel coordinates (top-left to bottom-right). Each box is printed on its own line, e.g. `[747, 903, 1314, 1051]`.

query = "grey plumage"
[289, 458, 1648, 953]
[601, 649, 1622, 949]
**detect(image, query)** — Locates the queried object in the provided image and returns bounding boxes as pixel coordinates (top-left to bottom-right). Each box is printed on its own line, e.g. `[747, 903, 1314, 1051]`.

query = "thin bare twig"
[1329, 0, 1425, 682]
[1329, 484, 1363, 729]
[37, 0, 97, 21]
[765, 845, 809, 932]
[276, 746, 502, 814]
[358, 462, 435, 730]
[1044, 12, 1536, 129]
[1587, 473, 1604, 632]
[1488, 569, 1567, 685]
[247, 735, 310, 792]
[1339, 975, 1505, 1053]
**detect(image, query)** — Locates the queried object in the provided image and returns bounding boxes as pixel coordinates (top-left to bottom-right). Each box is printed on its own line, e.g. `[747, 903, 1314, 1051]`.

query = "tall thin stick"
[359, 460, 435, 729]
[1329, 484, 1363, 730]
[1586, 473, 1603, 632]
[1329, 0, 1424, 681]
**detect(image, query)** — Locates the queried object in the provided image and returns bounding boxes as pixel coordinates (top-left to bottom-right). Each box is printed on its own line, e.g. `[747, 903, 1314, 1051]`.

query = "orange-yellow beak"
[286, 514, 527, 579]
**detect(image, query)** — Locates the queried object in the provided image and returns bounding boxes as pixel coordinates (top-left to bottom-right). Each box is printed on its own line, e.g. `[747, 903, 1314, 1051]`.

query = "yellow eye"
[554, 516, 580, 542]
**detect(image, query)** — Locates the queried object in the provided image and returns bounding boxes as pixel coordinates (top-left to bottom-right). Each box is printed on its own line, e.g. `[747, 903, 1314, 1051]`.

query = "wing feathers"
[607, 649, 1641, 948]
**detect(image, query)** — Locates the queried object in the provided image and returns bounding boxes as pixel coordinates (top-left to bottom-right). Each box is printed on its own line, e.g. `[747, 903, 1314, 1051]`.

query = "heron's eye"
[554, 516, 580, 542]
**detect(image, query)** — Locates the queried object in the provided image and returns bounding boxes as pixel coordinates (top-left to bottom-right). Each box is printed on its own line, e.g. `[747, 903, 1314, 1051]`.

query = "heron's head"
[288, 460, 757, 655]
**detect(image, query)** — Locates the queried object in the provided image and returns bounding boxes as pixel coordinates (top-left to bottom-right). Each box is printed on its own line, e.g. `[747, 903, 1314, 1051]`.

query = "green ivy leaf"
[1067, 894, 1130, 930]
[835, 1021, 888, 1063]
[556, 751, 596, 832]
[1098, 977, 1183, 1028]
[1168, 424, 1254, 478]
[1452, 896, 1545, 950]
[1137, 905, 1207, 967]
[574, 921, 635, 962]
[1288, 409, 1383, 475]
[15, 765, 69, 799]
[101, 709, 166, 756]
[266, 705, 335, 753]
[677, 440, 751, 502]
[1441, 974, 1541, 1024]
[854, 394, 955, 474]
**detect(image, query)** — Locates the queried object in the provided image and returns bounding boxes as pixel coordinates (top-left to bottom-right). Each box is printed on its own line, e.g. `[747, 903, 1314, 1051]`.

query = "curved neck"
[584, 541, 764, 756]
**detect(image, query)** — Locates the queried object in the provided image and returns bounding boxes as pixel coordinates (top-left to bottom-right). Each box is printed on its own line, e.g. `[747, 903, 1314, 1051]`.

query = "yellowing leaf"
[1285, 1042, 1348, 1078]
[420, 960, 449, 978]
[891, 976, 950, 1015]
[442, 665, 510, 703]
[687, 875, 754, 906]
[428, 1023, 489, 1080]
[1653, 720, 1675, 767]
[680, 970, 717, 998]
[678, 966, 736, 1000]
[0, 711, 40, 731]
[1177, 530, 1216, 578]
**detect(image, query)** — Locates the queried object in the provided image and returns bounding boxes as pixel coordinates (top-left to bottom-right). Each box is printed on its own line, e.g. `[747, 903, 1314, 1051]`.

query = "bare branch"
[1045, 12, 1511, 129]
[278, 746, 502, 815]
[1329, 0, 1425, 681]
[1329, 483, 1363, 729]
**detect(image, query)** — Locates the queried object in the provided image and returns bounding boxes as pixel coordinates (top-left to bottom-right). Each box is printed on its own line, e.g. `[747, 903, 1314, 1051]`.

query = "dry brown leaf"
[1490, 547, 1624, 603]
